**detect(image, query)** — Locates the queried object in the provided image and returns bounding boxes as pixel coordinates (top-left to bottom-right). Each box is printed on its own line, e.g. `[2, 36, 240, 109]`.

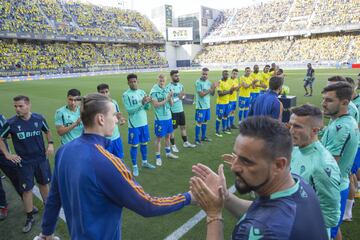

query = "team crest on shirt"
[336, 125, 342, 132]
[249, 226, 263, 240]
[324, 167, 331, 177]
[300, 165, 306, 175]
[34, 122, 38, 128]
[299, 186, 308, 198]
[17, 125, 21, 131]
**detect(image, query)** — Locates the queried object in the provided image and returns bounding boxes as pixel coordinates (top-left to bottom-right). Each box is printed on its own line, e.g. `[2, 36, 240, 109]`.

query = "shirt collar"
[81, 133, 111, 148]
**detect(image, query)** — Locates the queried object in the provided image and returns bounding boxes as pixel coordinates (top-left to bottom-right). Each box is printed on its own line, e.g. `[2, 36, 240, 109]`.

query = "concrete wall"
[165, 43, 202, 68]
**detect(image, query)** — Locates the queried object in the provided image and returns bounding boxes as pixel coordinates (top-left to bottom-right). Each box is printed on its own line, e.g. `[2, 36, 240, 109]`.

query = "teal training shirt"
[195, 79, 212, 110]
[55, 105, 83, 144]
[166, 82, 184, 113]
[321, 115, 359, 190]
[108, 99, 121, 141]
[349, 99, 360, 147]
[291, 140, 341, 227]
[150, 84, 172, 120]
[122, 89, 150, 128]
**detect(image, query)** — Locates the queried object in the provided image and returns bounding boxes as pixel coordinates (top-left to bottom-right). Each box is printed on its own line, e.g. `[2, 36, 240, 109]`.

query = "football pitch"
[0, 68, 359, 239]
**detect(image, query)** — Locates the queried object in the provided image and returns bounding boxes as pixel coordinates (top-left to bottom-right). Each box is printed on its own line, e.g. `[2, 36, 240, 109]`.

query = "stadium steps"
[220, 9, 238, 37]
[280, 0, 297, 32]
[36, 2, 56, 30]
[306, 0, 320, 29]
[60, 2, 79, 28]
[344, 38, 355, 62]
[284, 40, 296, 61]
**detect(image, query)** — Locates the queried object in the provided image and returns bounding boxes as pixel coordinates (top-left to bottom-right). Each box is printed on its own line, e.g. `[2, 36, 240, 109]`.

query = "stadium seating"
[0, 0, 163, 41]
[0, 39, 167, 72]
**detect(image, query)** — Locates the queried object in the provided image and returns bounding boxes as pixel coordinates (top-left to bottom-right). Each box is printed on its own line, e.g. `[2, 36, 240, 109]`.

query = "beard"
[234, 172, 270, 195]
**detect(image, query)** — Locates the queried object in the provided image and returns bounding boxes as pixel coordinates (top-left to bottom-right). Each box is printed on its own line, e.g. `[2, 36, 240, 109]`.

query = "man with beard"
[166, 70, 196, 153]
[321, 82, 359, 240]
[190, 116, 328, 240]
[289, 104, 341, 235]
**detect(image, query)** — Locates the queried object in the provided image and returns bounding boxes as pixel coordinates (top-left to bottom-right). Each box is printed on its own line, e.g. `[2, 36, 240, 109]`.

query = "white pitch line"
[32, 186, 66, 222]
[164, 185, 236, 240]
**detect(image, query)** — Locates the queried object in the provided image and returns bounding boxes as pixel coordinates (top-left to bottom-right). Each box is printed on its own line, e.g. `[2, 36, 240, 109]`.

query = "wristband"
[206, 216, 223, 225]
[48, 141, 54, 144]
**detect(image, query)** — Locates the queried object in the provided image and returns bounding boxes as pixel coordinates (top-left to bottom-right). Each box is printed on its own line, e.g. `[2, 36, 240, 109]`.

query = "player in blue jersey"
[194, 68, 217, 144]
[0, 114, 9, 220]
[122, 74, 156, 176]
[97, 83, 126, 159]
[37, 93, 193, 240]
[191, 117, 328, 240]
[55, 89, 83, 145]
[150, 74, 178, 166]
[167, 70, 196, 153]
[321, 82, 359, 240]
[0, 96, 54, 233]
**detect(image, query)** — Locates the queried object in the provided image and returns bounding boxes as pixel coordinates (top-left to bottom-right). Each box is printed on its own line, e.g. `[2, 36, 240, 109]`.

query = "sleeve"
[0, 115, 6, 127]
[325, 125, 351, 157]
[54, 110, 64, 126]
[94, 145, 191, 217]
[41, 116, 50, 133]
[270, 99, 281, 119]
[122, 93, 144, 115]
[41, 150, 63, 235]
[248, 103, 254, 116]
[0, 121, 11, 139]
[232, 219, 278, 240]
[312, 162, 341, 227]
[113, 100, 120, 113]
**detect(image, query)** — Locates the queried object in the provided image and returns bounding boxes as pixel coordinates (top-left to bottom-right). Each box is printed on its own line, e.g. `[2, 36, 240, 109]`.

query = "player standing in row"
[194, 68, 217, 145]
[238, 67, 253, 123]
[250, 64, 262, 103]
[260, 65, 271, 94]
[215, 70, 232, 137]
[97, 84, 126, 159]
[150, 74, 178, 166]
[304, 63, 315, 97]
[0, 96, 54, 233]
[320, 82, 359, 240]
[122, 74, 155, 177]
[54, 89, 83, 145]
[227, 69, 240, 129]
[167, 70, 195, 153]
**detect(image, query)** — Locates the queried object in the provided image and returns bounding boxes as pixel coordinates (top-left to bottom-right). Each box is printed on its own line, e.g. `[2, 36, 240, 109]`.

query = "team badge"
[34, 122, 38, 128]
[324, 167, 331, 177]
[17, 125, 21, 131]
[300, 165, 305, 175]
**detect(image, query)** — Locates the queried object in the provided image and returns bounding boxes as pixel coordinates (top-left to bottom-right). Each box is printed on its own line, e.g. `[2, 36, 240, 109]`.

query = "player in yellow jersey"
[238, 67, 253, 123]
[250, 65, 262, 104]
[260, 64, 271, 94]
[215, 70, 233, 137]
[228, 69, 241, 129]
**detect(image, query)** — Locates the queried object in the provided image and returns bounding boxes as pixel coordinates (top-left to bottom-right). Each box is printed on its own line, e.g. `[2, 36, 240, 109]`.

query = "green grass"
[0, 68, 359, 239]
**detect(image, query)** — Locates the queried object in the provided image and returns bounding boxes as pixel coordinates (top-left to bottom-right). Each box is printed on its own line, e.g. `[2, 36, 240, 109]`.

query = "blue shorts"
[195, 109, 211, 123]
[18, 160, 52, 191]
[250, 92, 260, 104]
[216, 104, 230, 118]
[351, 148, 360, 174]
[229, 101, 237, 112]
[128, 125, 150, 145]
[0, 164, 23, 196]
[154, 119, 173, 137]
[331, 187, 350, 238]
[107, 137, 124, 159]
[238, 97, 250, 110]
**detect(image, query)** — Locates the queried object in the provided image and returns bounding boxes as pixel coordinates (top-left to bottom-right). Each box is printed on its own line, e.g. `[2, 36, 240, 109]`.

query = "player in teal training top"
[289, 104, 341, 232]
[194, 67, 217, 144]
[320, 82, 359, 239]
[97, 83, 126, 160]
[167, 70, 195, 153]
[122, 74, 156, 177]
[150, 74, 178, 166]
[55, 89, 83, 145]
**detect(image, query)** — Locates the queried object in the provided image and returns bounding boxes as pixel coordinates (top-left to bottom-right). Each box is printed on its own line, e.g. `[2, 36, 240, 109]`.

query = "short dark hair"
[269, 76, 284, 90]
[127, 73, 137, 81]
[328, 76, 346, 82]
[322, 82, 353, 101]
[239, 116, 292, 161]
[67, 89, 81, 97]
[291, 104, 322, 121]
[97, 83, 109, 92]
[245, 67, 251, 71]
[264, 65, 270, 68]
[222, 70, 228, 74]
[170, 70, 179, 76]
[13, 95, 30, 103]
[345, 77, 355, 87]
[80, 93, 111, 128]
[232, 68, 239, 73]
[202, 67, 209, 72]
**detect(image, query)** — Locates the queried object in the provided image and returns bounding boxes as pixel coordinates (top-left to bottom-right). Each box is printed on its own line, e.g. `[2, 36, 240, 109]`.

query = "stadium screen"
[167, 27, 193, 41]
